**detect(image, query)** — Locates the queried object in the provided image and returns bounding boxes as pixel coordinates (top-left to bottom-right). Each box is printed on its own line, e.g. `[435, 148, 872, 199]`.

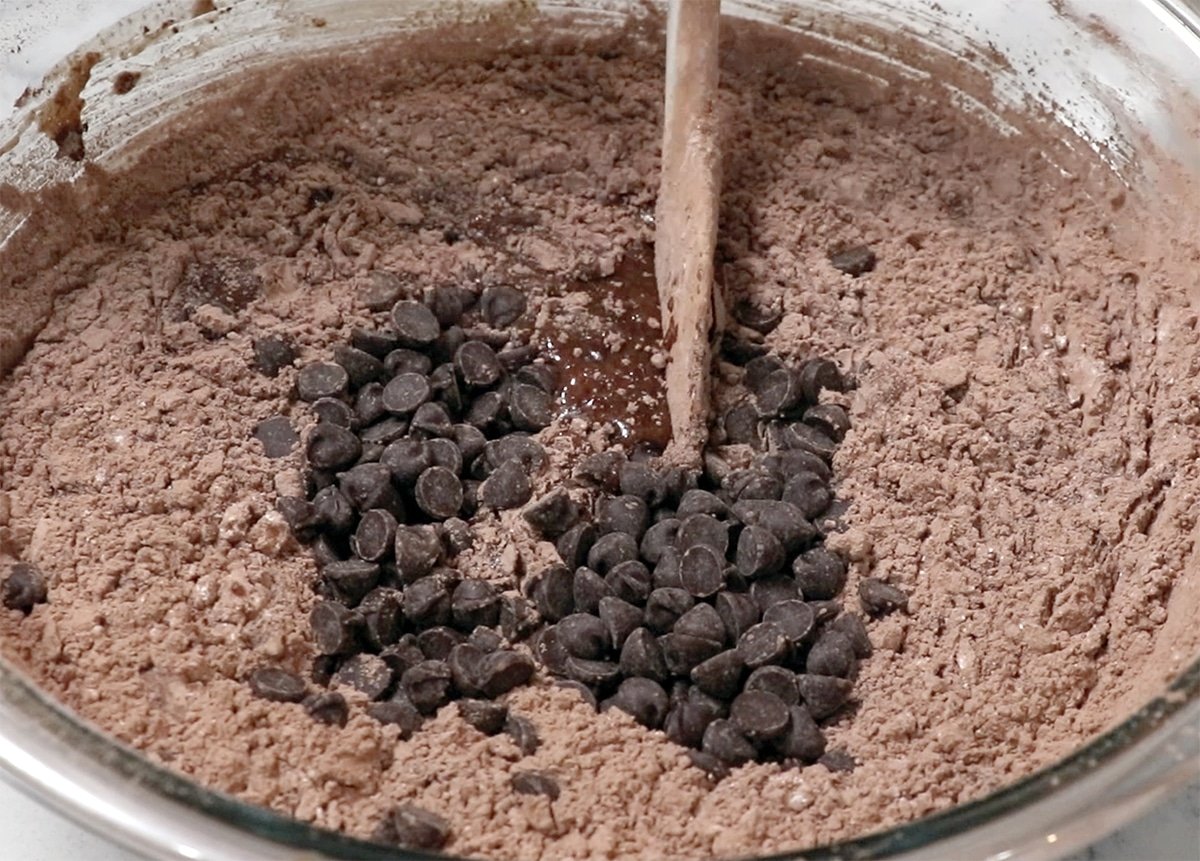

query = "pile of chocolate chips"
[260, 279, 558, 741]
[521, 353, 906, 776]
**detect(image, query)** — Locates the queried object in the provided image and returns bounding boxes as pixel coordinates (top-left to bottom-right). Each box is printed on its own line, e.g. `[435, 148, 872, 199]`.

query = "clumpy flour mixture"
[0, 7, 1197, 860]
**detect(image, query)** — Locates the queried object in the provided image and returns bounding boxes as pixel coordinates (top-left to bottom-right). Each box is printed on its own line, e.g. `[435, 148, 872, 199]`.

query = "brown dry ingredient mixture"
[1, 20, 1198, 861]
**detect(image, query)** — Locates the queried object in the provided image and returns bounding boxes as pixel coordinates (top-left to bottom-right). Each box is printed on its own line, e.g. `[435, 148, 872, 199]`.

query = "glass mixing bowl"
[0, 1, 1196, 859]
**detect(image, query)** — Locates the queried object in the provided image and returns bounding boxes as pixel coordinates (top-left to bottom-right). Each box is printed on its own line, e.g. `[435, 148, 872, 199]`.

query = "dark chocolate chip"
[511, 770, 561, 800]
[675, 489, 728, 519]
[297, 362, 349, 402]
[340, 464, 399, 515]
[354, 384, 388, 426]
[384, 348, 433, 378]
[401, 660, 453, 714]
[733, 472, 783, 501]
[359, 587, 405, 650]
[564, 656, 621, 688]
[799, 358, 846, 402]
[575, 450, 626, 492]
[644, 587, 695, 634]
[381, 439, 432, 486]
[381, 804, 450, 850]
[806, 630, 856, 678]
[557, 613, 609, 659]
[368, 696, 425, 738]
[735, 525, 785, 579]
[254, 416, 298, 459]
[394, 526, 443, 583]
[792, 548, 848, 601]
[760, 448, 833, 483]
[530, 627, 569, 676]
[452, 424, 487, 464]
[596, 495, 650, 539]
[419, 625, 465, 661]
[530, 565, 574, 623]
[587, 532, 640, 575]
[715, 592, 761, 642]
[732, 500, 816, 554]
[350, 327, 399, 359]
[820, 749, 858, 773]
[702, 719, 757, 765]
[509, 384, 553, 432]
[736, 621, 790, 668]
[762, 600, 816, 646]
[352, 510, 398, 563]
[680, 545, 724, 599]
[499, 592, 538, 641]
[252, 336, 296, 377]
[428, 286, 468, 327]
[479, 650, 535, 698]
[755, 368, 805, 417]
[674, 604, 726, 646]
[480, 285, 527, 327]
[360, 417, 409, 446]
[523, 488, 579, 538]
[745, 665, 800, 705]
[248, 666, 307, 703]
[796, 673, 853, 719]
[750, 577, 802, 613]
[618, 626, 669, 682]
[402, 576, 452, 628]
[780, 471, 831, 519]
[459, 699, 508, 735]
[451, 579, 500, 630]
[381, 373, 431, 416]
[639, 519, 680, 566]
[599, 596, 644, 652]
[556, 679, 599, 711]
[618, 462, 668, 506]
[455, 341, 502, 388]
[303, 691, 349, 726]
[312, 485, 356, 534]
[665, 700, 717, 748]
[690, 650, 745, 699]
[322, 559, 381, 605]
[660, 632, 723, 675]
[744, 355, 786, 394]
[447, 642, 486, 696]
[730, 689, 791, 741]
[723, 401, 762, 448]
[380, 636, 426, 677]
[572, 566, 611, 615]
[485, 434, 546, 473]
[733, 299, 782, 334]
[469, 626, 503, 653]
[391, 300, 441, 348]
[829, 613, 873, 658]
[504, 714, 541, 755]
[414, 466, 463, 520]
[775, 421, 838, 461]
[362, 271, 405, 312]
[332, 654, 393, 700]
[480, 459, 532, 510]
[652, 547, 684, 591]
[803, 403, 850, 442]
[514, 363, 555, 394]
[828, 244, 876, 277]
[277, 496, 320, 540]
[310, 601, 360, 655]
[777, 705, 825, 761]
[306, 423, 362, 471]
[687, 750, 731, 781]
[605, 559, 652, 605]
[608, 677, 670, 729]
[425, 437, 463, 475]
[1, 563, 48, 614]
[859, 578, 909, 616]
[334, 344, 385, 389]
[675, 514, 729, 555]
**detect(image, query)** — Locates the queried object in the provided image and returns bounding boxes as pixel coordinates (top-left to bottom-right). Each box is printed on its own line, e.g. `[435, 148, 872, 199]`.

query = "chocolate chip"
[687, 750, 731, 781]
[340, 463, 398, 514]
[762, 600, 816, 646]
[799, 357, 846, 402]
[732, 500, 816, 554]
[679, 545, 724, 599]
[401, 660, 453, 714]
[565, 656, 621, 688]
[253, 416, 299, 459]
[660, 633, 723, 675]
[702, 719, 757, 765]
[384, 348, 433, 378]
[791, 547, 848, 601]
[652, 547, 684, 590]
[803, 403, 850, 442]
[806, 630, 856, 678]
[452, 340, 500, 389]
[479, 650, 535, 698]
[674, 604, 726, 645]
[571, 567, 611, 615]
[1, 563, 48, 614]
[531, 627, 569, 675]
[820, 749, 857, 773]
[599, 596, 644, 651]
[733, 299, 782, 334]
[310, 601, 360, 655]
[644, 587, 694, 634]
[351, 510, 397, 563]
[557, 613, 608, 659]
[829, 244, 876, 277]
[509, 383, 553, 431]
[248, 666, 307, 703]
[459, 699, 508, 735]
[253, 336, 296, 377]
[556, 679, 599, 711]
[303, 691, 349, 726]
[736, 621, 790, 668]
[480, 459, 532, 510]
[379, 372, 429, 416]
[362, 271, 405, 311]
[675, 489, 727, 519]
[749, 576, 802, 613]
[451, 425, 486, 465]
[402, 576, 452, 628]
[530, 565, 574, 623]
[428, 286, 469, 327]
[745, 665, 800, 705]
[322, 559, 381, 605]
[780, 471, 831, 519]
[774, 421, 838, 461]
[297, 362, 349, 402]
[485, 434, 547, 473]
[523, 488, 579, 538]
[605, 559, 652, 605]
[665, 700, 717, 748]
[587, 532, 639, 575]
[381, 439, 431, 486]
[381, 804, 450, 850]
[310, 486, 354, 535]
[724, 402, 763, 448]
[498, 592, 538, 642]
[715, 591, 761, 642]
[363, 698, 422, 739]
[734, 472, 784, 502]
[617, 462, 667, 506]
[744, 355, 786, 393]
[380, 636, 426, 677]
[354, 385, 388, 426]
[611, 619, 661, 678]
[359, 588, 404, 650]
[730, 689, 791, 742]
[306, 423, 362, 470]
[731, 526, 780, 580]
[394, 526, 443, 583]
[675, 514, 729, 555]
[391, 300, 441, 348]
[413, 466, 463, 520]
[829, 612, 873, 658]
[447, 642, 486, 696]
[638, 519, 679, 566]
[333, 344, 385, 390]
[512, 770, 561, 800]
[360, 417, 409, 447]
[690, 650, 745, 699]
[796, 673, 853, 719]
[451, 579, 500, 629]
[608, 677, 670, 729]
[755, 368, 805, 417]
[596, 495, 650, 539]
[859, 577, 909, 616]
[504, 714, 541, 755]
[761, 448, 833, 483]
[480, 285, 527, 327]
[777, 705, 826, 761]
[576, 450, 626, 491]
[349, 328, 398, 360]
[332, 653, 393, 700]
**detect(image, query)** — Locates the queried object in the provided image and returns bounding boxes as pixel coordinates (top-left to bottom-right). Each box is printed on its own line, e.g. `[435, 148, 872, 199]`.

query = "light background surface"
[0, 2, 1196, 859]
